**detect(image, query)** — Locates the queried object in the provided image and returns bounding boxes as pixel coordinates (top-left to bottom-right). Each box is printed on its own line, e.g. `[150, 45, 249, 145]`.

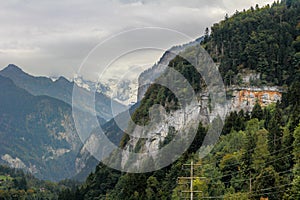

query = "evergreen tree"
[253, 167, 279, 200]
[241, 119, 260, 178]
[251, 129, 270, 174]
[251, 103, 263, 120]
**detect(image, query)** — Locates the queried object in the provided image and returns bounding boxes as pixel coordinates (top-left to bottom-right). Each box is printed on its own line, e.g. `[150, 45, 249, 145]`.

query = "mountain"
[70, 39, 205, 180]
[74, 75, 138, 106]
[0, 66, 130, 181]
[137, 37, 204, 101]
[74, 38, 204, 107]
[0, 75, 84, 181]
[203, 1, 300, 87]
[73, 102, 140, 181]
[63, 1, 300, 199]
[0, 65, 127, 122]
[71, 38, 208, 180]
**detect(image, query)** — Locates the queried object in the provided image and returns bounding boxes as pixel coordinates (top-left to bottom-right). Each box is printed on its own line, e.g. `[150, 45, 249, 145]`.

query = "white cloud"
[0, 0, 274, 79]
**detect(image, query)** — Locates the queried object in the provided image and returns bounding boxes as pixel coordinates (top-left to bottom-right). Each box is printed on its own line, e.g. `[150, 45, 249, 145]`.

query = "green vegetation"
[203, 0, 300, 86]
[6, 0, 299, 199]
[57, 1, 300, 199]
[0, 165, 80, 200]
[60, 95, 300, 199]
[131, 55, 205, 126]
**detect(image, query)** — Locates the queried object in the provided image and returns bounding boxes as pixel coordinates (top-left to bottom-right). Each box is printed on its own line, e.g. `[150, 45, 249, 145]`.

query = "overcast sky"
[0, 0, 275, 81]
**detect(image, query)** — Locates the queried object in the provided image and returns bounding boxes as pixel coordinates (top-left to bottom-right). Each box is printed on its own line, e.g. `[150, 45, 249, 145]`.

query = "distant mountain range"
[0, 65, 129, 181]
[74, 75, 138, 106]
[0, 74, 82, 181]
[0, 64, 127, 122]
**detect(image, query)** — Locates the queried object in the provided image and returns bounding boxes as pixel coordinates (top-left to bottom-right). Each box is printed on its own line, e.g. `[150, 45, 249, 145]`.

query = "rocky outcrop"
[228, 86, 283, 111]
[119, 85, 283, 171]
[1, 154, 26, 170]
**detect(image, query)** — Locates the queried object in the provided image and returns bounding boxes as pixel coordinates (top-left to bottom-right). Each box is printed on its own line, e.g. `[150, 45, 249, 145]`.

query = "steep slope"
[72, 39, 209, 179]
[0, 75, 83, 181]
[72, 39, 205, 179]
[73, 102, 140, 181]
[137, 37, 203, 101]
[0, 65, 127, 121]
[65, 1, 300, 199]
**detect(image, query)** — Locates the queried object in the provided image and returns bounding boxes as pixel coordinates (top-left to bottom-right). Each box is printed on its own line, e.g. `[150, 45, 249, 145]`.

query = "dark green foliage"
[204, 0, 300, 86]
[284, 82, 300, 131]
[293, 123, 300, 176]
[251, 102, 263, 120]
[253, 166, 279, 199]
[71, 121, 208, 200]
[63, 1, 300, 199]
[80, 163, 121, 199]
[222, 110, 246, 135]
[186, 123, 207, 154]
[0, 165, 75, 200]
[70, 90, 299, 199]
[13, 177, 27, 191]
[130, 55, 205, 127]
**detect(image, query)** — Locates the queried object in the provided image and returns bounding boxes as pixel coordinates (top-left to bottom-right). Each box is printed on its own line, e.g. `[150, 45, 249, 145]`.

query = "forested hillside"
[204, 0, 300, 87]
[0, 75, 85, 181]
[0, 165, 80, 200]
[59, 1, 300, 199]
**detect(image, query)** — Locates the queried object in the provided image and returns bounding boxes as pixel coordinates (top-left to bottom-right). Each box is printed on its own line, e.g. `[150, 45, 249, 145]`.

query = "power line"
[175, 132, 299, 199]
[200, 183, 293, 199]
[201, 136, 298, 169]
[219, 165, 299, 185]
[177, 160, 204, 200]
[206, 150, 298, 181]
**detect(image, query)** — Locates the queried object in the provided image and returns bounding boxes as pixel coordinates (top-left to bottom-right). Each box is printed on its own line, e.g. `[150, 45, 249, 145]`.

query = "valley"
[0, 0, 299, 199]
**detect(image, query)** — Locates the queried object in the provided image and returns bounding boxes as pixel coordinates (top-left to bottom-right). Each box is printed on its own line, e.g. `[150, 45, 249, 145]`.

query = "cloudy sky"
[0, 0, 274, 81]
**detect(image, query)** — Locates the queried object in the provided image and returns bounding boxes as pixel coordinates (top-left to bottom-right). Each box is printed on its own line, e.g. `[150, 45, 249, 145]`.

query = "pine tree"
[251, 103, 263, 120]
[204, 27, 210, 43]
[241, 119, 260, 178]
[251, 129, 270, 173]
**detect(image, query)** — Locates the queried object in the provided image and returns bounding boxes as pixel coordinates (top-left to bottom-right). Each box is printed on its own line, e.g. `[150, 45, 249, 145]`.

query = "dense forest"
[53, 0, 300, 199]
[60, 100, 300, 199]
[0, 165, 81, 200]
[204, 0, 300, 87]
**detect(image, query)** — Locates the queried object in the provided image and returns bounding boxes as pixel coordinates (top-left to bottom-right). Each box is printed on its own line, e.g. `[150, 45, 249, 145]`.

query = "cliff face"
[117, 39, 285, 172]
[229, 87, 283, 111]
[118, 87, 283, 171]
[75, 37, 284, 176]
[119, 92, 227, 172]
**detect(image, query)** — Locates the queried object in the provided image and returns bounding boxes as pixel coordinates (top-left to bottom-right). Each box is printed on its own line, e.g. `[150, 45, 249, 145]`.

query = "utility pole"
[190, 160, 193, 200]
[178, 160, 204, 199]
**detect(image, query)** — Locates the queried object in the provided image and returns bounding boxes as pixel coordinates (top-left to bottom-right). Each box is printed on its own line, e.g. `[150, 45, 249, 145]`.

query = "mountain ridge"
[0, 64, 127, 122]
[0, 75, 83, 181]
